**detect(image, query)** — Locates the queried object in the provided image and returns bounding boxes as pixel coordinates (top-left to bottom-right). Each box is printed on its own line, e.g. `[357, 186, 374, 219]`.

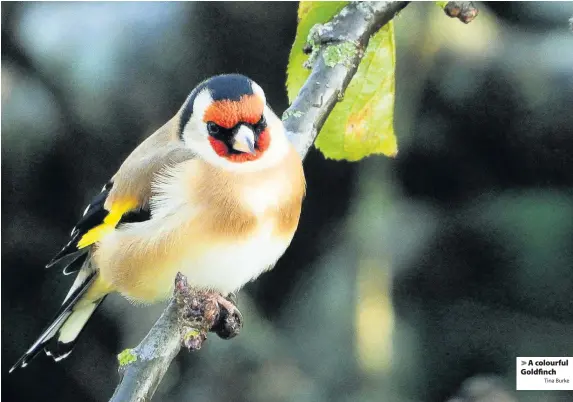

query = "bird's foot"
[174, 273, 243, 351]
[208, 292, 243, 340]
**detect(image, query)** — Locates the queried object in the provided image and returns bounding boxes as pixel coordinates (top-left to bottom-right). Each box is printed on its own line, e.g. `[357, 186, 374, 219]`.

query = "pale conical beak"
[232, 125, 256, 154]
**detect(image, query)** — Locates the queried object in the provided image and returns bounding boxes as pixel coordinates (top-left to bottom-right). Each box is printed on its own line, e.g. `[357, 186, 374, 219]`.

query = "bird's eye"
[207, 122, 220, 135]
[254, 116, 267, 134]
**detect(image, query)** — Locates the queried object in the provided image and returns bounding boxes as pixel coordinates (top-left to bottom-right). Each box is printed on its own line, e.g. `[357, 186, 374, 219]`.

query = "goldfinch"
[10, 74, 306, 372]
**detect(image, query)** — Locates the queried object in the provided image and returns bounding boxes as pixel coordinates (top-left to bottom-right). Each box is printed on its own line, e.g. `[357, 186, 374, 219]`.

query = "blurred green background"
[2, 2, 573, 401]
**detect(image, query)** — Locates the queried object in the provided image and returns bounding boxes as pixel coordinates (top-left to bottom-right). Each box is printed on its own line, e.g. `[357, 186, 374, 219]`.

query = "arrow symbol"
[521, 361, 527, 366]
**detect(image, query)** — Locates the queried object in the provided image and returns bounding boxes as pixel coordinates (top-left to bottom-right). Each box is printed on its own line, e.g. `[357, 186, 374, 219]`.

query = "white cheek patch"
[182, 89, 213, 145]
[251, 81, 266, 105]
[193, 90, 214, 121]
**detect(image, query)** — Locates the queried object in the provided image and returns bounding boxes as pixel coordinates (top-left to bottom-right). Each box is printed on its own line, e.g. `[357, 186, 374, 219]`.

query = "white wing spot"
[54, 351, 72, 361]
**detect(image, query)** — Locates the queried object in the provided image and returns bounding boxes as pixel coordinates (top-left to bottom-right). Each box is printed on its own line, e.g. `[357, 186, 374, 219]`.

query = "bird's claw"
[210, 293, 243, 339]
[174, 273, 243, 345]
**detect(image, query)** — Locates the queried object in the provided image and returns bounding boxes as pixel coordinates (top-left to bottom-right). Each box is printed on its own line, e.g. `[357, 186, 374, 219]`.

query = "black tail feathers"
[9, 270, 101, 373]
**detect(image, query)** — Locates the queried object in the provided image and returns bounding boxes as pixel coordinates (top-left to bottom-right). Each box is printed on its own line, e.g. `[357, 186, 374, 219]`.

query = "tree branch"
[109, 1, 480, 401]
[283, 1, 409, 158]
[109, 274, 241, 402]
[109, 297, 181, 402]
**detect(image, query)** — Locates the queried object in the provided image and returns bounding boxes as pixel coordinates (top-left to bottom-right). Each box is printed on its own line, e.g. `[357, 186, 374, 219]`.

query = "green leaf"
[316, 21, 397, 160]
[435, 1, 449, 9]
[286, 2, 398, 161]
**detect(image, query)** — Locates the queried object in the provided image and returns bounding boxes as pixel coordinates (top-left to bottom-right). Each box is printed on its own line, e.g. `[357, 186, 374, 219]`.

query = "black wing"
[46, 181, 150, 275]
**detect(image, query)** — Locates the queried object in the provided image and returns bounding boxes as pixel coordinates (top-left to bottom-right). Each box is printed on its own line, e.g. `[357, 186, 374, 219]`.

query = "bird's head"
[179, 74, 289, 172]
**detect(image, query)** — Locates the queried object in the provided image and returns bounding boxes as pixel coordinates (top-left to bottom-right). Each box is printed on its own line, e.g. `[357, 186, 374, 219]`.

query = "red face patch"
[208, 129, 271, 163]
[203, 95, 264, 129]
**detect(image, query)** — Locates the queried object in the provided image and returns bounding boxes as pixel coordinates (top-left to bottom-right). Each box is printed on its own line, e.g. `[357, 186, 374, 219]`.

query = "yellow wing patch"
[77, 199, 138, 249]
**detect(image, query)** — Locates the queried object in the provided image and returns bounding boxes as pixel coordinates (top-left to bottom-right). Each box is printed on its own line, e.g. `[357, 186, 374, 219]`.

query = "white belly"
[177, 220, 292, 294]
